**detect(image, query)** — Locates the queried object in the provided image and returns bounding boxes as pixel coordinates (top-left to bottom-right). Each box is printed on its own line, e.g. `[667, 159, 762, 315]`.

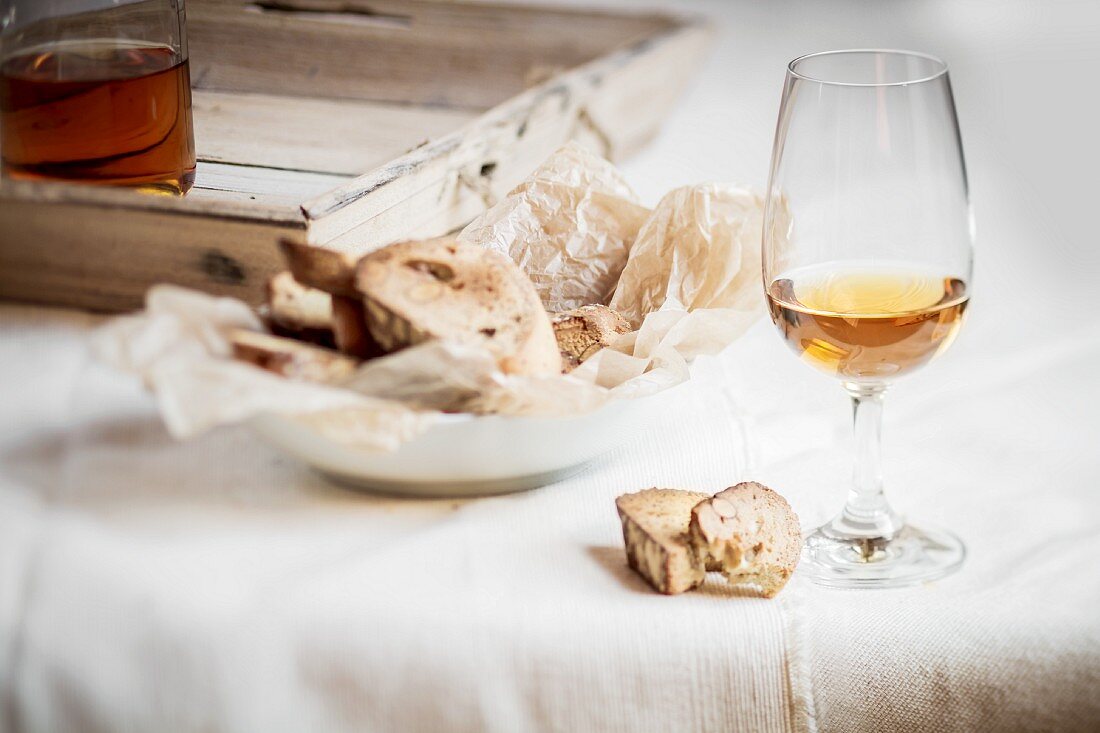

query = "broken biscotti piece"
[278, 239, 359, 297]
[275, 241, 383, 359]
[616, 483, 801, 597]
[229, 329, 359, 384]
[551, 304, 632, 372]
[265, 272, 336, 348]
[331, 294, 385, 360]
[615, 489, 711, 595]
[688, 482, 802, 598]
[355, 237, 561, 377]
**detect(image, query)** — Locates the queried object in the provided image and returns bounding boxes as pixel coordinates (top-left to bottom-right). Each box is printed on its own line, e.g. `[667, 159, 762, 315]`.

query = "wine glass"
[762, 50, 974, 588]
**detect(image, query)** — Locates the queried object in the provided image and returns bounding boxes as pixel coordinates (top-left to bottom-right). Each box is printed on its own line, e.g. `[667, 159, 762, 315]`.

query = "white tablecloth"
[3, 1, 1100, 731]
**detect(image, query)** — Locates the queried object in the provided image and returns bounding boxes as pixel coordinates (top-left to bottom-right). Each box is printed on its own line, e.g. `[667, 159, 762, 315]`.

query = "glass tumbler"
[0, 0, 196, 195]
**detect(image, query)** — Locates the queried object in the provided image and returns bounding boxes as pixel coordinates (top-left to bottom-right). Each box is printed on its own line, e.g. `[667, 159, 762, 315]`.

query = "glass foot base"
[801, 522, 965, 588]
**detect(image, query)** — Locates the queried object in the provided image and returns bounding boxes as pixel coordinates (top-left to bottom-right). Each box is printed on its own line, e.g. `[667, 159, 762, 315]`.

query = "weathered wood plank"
[193, 90, 476, 175]
[188, 0, 674, 108]
[0, 188, 303, 312]
[584, 22, 714, 161]
[0, 178, 300, 224]
[189, 162, 351, 206]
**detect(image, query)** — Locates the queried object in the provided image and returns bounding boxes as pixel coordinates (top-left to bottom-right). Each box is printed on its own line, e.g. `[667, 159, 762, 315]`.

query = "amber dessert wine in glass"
[0, 0, 195, 195]
[763, 50, 974, 587]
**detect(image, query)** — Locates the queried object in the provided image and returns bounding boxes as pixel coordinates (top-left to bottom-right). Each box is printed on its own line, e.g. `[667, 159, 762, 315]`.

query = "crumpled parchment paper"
[95, 144, 767, 451]
[459, 142, 651, 312]
[609, 183, 765, 328]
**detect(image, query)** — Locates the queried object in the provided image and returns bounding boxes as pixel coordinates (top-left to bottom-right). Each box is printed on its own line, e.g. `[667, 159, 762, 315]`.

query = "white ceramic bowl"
[249, 383, 683, 497]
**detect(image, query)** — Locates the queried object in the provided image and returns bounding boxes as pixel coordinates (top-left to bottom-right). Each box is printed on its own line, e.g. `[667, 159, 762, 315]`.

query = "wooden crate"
[0, 0, 710, 312]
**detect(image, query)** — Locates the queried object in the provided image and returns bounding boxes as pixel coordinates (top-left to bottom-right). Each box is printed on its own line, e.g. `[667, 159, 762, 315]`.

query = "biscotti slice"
[616, 488, 710, 595]
[552, 304, 632, 372]
[229, 330, 359, 383]
[355, 237, 561, 377]
[331, 295, 385, 359]
[264, 272, 336, 347]
[688, 482, 802, 598]
[278, 239, 360, 297]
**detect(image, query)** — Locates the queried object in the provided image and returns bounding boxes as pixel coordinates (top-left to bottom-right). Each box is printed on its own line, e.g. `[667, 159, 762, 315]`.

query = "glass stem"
[826, 383, 903, 541]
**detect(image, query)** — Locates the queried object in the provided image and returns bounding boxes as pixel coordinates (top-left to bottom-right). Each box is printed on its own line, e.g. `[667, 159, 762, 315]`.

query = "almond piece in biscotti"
[355, 237, 561, 377]
[688, 482, 802, 598]
[551, 304, 632, 372]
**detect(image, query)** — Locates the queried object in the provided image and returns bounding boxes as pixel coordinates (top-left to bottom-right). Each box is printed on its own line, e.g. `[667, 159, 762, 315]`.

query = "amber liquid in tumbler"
[766, 264, 968, 381]
[0, 41, 195, 195]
